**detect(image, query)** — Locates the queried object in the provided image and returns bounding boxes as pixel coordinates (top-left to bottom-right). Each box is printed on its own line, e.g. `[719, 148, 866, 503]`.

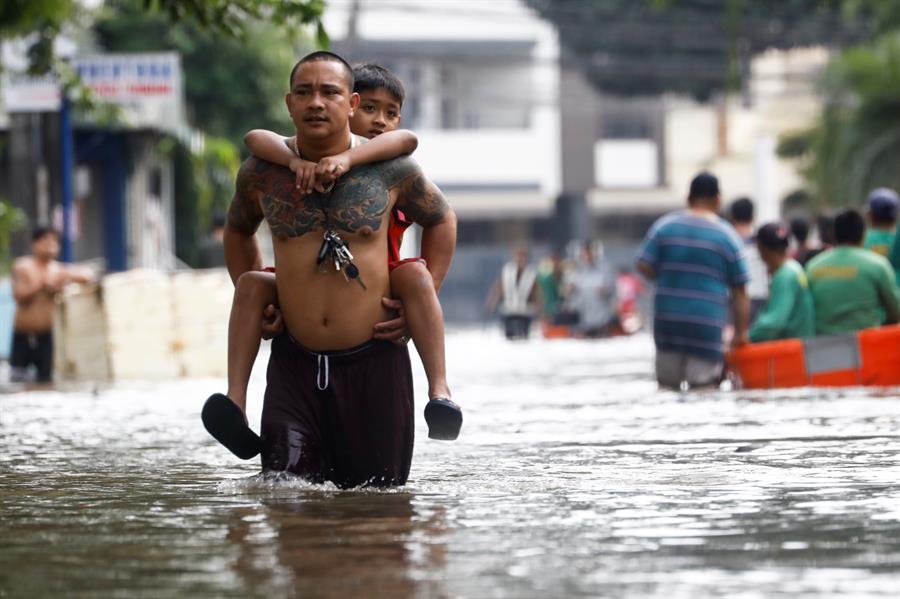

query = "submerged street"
[1, 329, 898, 598]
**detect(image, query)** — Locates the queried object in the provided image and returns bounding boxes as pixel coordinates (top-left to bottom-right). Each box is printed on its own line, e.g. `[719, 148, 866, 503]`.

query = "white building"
[324, 0, 561, 244]
[320, 1, 830, 322]
[572, 47, 829, 233]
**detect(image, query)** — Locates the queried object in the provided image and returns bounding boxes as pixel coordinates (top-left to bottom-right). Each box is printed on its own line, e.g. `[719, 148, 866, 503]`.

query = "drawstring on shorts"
[316, 354, 330, 391]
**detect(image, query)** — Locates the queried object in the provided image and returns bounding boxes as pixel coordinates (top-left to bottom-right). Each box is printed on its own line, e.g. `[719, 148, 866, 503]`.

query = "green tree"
[94, 2, 304, 149]
[0, 0, 325, 75]
[93, 1, 318, 264]
[0, 0, 76, 74]
[0, 199, 26, 274]
[780, 33, 900, 207]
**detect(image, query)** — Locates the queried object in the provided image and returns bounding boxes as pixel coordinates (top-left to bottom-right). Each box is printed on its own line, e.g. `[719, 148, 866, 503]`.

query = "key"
[316, 235, 331, 265]
[345, 262, 367, 290]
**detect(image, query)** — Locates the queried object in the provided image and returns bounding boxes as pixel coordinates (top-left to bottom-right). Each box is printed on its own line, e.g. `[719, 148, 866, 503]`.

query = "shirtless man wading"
[11, 227, 93, 383]
[223, 51, 457, 488]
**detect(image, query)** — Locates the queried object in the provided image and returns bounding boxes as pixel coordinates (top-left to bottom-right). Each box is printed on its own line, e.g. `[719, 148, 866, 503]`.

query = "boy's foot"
[424, 397, 462, 441]
[201, 393, 262, 459]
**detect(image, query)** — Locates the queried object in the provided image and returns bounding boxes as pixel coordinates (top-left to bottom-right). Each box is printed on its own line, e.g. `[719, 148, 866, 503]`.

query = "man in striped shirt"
[636, 172, 750, 389]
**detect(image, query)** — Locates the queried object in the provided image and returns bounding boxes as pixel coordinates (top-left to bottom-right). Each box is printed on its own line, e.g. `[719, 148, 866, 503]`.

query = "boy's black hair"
[290, 51, 354, 90]
[833, 208, 866, 245]
[352, 63, 405, 106]
[729, 197, 755, 224]
[31, 226, 59, 242]
[789, 217, 809, 244]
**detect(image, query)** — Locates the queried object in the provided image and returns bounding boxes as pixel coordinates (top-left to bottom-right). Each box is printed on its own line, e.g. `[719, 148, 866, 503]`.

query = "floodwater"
[1, 330, 898, 598]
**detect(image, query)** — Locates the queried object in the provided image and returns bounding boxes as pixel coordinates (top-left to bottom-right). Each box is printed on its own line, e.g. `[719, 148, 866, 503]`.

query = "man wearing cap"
[749, 222, 815, 342]
[636, 172, 750, 389]
[806, 208, 900, 335]
[863, 187, 898, 258]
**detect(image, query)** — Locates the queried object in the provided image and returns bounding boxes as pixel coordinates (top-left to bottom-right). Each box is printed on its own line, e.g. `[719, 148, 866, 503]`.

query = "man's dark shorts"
[10, 331, 53, 383]
[261, 334, 415, 488]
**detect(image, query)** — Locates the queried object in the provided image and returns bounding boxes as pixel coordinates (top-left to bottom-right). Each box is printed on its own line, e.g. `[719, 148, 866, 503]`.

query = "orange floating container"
[729, 324, 900, 389]
[729, 338, 807, 389]
[858, 324, 900, 386]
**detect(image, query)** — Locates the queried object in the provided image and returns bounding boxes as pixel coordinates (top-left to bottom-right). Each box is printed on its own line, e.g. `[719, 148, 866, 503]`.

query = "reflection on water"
[223, 485, 447, 599]
[1, 330, 898, 598]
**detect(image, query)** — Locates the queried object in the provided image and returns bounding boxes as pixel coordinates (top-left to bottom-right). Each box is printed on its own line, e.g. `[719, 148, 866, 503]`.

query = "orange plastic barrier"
[729, 324, 900, 389]
[729, 338, 807, 389]
[858, 324, 900, 386]
[541, 321, 572, 339]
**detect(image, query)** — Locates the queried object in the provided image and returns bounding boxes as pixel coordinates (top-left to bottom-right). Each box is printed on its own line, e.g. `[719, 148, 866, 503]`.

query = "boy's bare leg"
[227, 271, 278, 413]
[390, 262, 451, 399]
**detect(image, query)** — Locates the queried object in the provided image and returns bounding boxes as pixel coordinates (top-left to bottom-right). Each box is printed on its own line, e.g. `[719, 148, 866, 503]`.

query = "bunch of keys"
[316, 229, 367, 290]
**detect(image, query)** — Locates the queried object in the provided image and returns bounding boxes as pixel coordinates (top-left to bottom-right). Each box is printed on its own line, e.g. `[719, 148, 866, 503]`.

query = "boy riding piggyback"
[208, 63, 460, 453]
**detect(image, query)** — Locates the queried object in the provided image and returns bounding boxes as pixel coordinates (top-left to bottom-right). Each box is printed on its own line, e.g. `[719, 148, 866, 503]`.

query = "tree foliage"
[782, 32, 900, 207]
[94, 1, 304, 148]
[0, 0, 77, 74]
[91, 0, 324, 263]
[0, 0, 325, 75]
[142, 0, 327, 47]
[0, 199, 26, 273]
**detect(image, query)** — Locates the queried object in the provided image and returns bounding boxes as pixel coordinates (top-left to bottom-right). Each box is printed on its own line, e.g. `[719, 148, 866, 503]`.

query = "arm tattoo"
[226, 158, 265, 235]
[386, 157, 450, 227]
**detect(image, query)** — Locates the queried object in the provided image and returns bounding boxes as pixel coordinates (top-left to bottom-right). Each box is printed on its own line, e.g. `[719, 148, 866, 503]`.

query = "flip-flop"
[201, 393, 262, 459]
[424, 397, 462, 441]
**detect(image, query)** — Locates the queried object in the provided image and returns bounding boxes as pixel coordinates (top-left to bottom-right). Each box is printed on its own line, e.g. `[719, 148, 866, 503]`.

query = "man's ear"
[348, 92, 360, 117]
[285, 92, 292, 114]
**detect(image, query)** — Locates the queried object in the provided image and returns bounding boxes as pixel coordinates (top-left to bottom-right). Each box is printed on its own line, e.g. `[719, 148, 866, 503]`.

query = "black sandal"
[424, 397, 463, 441]
[201, 393, 262, 459]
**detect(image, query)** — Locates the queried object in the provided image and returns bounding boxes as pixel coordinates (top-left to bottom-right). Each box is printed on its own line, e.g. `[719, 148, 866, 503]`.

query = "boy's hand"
[373, 297, 409, 344]
[314, 154, 352, 192]
[289, 157, 318, 195]
[260, 304, 284, 340]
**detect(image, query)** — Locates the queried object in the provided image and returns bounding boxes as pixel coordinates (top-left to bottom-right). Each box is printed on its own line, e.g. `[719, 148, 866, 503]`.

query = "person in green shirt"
[863, 187, 898, 258]
[891, 223, 900, 285]
[535, 250, 567, 321]
[806, 208, 900, 335]
[749, 222, 815, 342]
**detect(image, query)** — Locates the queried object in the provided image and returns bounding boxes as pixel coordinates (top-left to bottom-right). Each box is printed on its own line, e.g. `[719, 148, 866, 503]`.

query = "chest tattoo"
[258, 162, 392, 238]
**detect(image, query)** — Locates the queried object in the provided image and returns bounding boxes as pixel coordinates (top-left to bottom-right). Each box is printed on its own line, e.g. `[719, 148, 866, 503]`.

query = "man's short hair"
[833, 208, 866, 245]
[687, 172, 719, 203]
[289, 51, 354, 90]
[352, 63, 405, 106]
[789, 217, 810, 244]
[817, 214, 836, 246]
[729, 197, 755, 224]
[756, 222, 790, 252]
[31, 226, 59, 242]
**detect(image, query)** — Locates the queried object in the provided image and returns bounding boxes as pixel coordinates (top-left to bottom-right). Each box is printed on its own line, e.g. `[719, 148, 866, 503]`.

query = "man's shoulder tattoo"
[373, 156, 449, 227]
[226, 158, 273, 235]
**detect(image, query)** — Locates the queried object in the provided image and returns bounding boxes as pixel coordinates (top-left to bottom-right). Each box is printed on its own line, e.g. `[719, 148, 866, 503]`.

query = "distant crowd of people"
[636, 171, 900, 390]
[486, 242, 644, 341]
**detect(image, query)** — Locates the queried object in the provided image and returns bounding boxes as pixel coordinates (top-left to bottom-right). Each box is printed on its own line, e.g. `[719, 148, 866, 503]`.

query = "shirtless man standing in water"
[223, 52, 457, 488]
[11, 227, 92, 383]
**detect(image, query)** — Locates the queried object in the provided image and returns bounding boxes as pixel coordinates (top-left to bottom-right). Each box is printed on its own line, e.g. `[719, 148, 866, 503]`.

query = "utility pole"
[345, 0, 361, 61]
[59, 95, 75, 263]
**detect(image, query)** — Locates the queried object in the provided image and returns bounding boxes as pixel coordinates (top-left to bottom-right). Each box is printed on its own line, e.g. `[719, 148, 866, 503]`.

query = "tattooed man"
[223, 52, 457, 487]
